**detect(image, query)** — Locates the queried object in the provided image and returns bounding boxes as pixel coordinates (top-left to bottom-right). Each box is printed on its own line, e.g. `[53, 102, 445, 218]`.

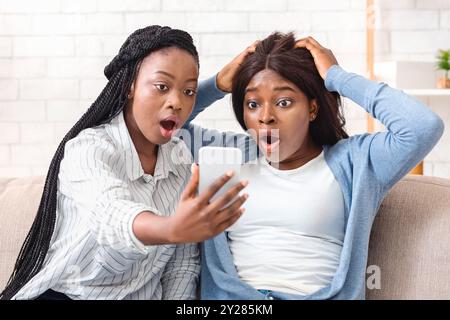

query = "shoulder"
[324, 132, 380, 181]
[324, 132, 387, 189]
[65, 126, 117, 159]
[61, 125, 120, 179]
[326, 132, 380, 160]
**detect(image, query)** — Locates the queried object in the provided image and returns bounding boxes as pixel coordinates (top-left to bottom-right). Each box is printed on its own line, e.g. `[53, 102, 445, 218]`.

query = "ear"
[309, 99, 319, 121]
[127, 82, 135, 99]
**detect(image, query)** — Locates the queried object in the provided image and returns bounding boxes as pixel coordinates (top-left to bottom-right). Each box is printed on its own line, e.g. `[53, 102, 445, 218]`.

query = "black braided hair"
[0, 25, 199, 300]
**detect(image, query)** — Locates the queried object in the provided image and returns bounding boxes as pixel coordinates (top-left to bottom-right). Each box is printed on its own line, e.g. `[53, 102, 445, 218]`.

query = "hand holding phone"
[164, 147, 248, 244]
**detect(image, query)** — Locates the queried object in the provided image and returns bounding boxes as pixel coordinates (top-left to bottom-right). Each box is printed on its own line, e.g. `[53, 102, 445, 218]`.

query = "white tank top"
[227, 150, 346, 295]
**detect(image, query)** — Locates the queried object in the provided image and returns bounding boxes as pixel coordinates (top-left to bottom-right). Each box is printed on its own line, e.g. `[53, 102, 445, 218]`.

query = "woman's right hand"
[216, 40, 259, 92]
[167, 164, 248, 244]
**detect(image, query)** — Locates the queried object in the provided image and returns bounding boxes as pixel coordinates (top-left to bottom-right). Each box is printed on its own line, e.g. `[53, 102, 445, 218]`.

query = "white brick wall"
[0, 0, 449, 178]
[0, 0, 61, 14]
[0, 58, 46, 78]
[0, 37, 12, 56]
[0, 123, 19, 143]
[13, 36, 75, 56]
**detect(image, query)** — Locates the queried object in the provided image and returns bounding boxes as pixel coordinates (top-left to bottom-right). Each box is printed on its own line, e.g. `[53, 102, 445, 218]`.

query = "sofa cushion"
[367, 175, 450, 299]
[0, 176, 44, 291]
[0, 175, 449, 299]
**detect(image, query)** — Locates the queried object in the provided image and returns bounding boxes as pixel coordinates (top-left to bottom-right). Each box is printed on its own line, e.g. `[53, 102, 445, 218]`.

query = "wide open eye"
[276, 98, 293, 108]
[247, 100, 259, 109]
[184, 89, 196, 97]
[154, 84, 169, 92]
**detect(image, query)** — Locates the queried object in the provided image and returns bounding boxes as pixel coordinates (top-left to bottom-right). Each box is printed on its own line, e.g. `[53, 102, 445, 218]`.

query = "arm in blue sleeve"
[178, 74, 259, 163]
[325, 65, 445, 189]
[186, 74, 227, 124]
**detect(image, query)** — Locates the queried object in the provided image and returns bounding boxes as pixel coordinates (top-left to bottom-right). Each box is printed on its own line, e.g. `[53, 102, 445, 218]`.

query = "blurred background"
[0, 0, 449, 178]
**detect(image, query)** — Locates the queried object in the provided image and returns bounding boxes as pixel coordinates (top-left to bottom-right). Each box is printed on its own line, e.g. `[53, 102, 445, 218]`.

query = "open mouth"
[258, 129, 280, 154]
[159, 115, 180, 138]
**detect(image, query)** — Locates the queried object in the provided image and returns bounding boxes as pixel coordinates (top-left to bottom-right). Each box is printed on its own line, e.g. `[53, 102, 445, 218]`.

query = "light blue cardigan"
[183, 65, 445, 300]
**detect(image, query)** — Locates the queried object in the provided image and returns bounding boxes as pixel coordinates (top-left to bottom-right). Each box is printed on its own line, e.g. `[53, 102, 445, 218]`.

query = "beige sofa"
[0, 175, 449, 299]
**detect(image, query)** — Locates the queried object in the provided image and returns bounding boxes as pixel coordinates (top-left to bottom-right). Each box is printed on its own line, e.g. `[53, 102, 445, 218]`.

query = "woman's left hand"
[295, 36, 338, 80]
[216, 41, 260, 92]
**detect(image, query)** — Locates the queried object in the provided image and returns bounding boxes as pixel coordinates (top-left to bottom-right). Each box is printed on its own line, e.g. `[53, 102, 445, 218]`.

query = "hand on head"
[294, 36, 339, 80]
[216, 40, 260, 92]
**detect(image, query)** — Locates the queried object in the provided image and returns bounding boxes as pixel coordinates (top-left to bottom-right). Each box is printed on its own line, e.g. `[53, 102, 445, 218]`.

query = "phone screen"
[198, 147, 242, 205]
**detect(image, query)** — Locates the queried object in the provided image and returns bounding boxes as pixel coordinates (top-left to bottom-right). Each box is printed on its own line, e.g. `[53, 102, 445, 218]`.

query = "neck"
[276, 137, 323, 170]
[124, 106, 158, 174]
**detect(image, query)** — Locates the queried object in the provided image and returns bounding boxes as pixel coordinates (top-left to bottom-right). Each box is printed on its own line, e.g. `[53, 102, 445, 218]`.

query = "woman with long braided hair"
[1, 25, 253, 300]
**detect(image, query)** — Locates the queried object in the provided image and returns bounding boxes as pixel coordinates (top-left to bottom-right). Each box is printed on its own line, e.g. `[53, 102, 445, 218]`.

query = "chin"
[259, 147, 283, 163]
[155, 136, 172, 145]
[143, 132, 169, 146]
[263, 145, 297, 165]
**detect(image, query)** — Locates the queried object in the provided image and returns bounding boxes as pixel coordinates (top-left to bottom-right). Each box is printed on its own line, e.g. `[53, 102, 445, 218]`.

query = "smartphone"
[198, 146, 242, 206]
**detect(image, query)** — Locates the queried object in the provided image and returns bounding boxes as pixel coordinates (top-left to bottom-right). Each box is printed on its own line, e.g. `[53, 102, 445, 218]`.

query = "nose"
[259, 105, 276, 125]
[167, 90, 183, 111]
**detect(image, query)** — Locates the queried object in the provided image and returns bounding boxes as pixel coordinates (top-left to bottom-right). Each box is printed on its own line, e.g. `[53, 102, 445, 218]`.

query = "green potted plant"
[436, 49, 450, 89]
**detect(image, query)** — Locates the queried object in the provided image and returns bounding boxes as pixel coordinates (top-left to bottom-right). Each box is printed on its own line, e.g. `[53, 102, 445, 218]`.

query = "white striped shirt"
[13, 111, 199, 300]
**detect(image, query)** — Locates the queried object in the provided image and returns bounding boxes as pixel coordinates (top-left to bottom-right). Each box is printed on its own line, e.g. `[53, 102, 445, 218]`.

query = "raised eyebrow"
[244, 87, 258, 94]
[154, 70, 175, 79]
[185, 78, 198, 85]
[153, 71, 197, 85]
[273, 86, 296, 92]
[245, 86, 297, 94]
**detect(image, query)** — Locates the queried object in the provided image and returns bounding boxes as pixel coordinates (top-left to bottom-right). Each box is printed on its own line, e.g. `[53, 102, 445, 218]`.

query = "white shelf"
[403, 89, 450, 96]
